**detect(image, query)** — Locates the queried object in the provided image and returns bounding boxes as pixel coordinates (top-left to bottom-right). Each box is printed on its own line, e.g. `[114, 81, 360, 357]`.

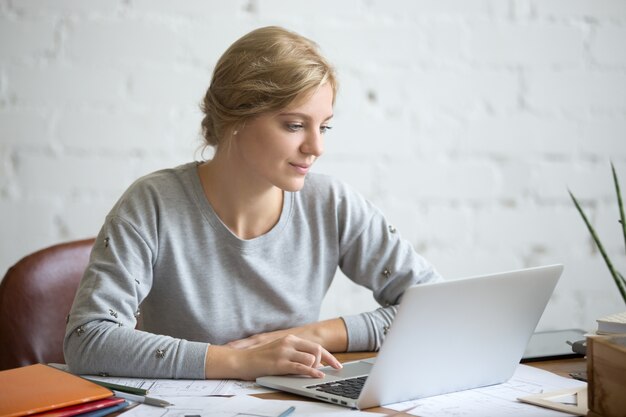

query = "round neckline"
[186, 162, 294, 252]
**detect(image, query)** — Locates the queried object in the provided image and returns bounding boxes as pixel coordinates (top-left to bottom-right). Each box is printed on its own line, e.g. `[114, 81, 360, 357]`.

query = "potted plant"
[569, 162, 626, 306]
[570, 163, 626, 417]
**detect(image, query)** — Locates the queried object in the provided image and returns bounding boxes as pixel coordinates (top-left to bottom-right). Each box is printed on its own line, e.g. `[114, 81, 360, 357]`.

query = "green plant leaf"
[612, 162, 626, 257]
[618, 271, 626, 290]
[569, 189, 626, 305]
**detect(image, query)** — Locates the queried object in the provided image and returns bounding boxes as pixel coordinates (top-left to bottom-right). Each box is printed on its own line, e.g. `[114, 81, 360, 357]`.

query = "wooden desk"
[256, 352, 587, 416]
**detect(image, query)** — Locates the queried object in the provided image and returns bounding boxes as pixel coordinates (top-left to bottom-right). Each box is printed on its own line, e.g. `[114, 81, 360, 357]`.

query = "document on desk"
[386, 364, 586, 417]
[120, 395, 385, 417]
[84, 375, 274, 396]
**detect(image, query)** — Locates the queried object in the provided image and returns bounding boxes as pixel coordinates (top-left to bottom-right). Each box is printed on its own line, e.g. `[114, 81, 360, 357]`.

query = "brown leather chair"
[0, 238, 95, 370]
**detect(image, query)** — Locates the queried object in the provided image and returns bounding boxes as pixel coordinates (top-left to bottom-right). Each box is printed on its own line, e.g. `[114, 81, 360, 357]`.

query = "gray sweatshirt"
[64, 162, 441, 379]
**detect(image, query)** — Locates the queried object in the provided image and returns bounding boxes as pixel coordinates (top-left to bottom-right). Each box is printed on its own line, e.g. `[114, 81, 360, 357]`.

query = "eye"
[320, 125, 333, 134]
[286, 123, 304, 132]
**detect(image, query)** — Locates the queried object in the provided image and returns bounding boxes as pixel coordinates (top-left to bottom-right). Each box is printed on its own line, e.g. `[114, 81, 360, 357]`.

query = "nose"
[300, 128, 324, 157]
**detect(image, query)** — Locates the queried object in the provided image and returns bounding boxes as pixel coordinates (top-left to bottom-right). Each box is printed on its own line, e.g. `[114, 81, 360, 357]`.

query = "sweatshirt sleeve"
[336, 187, 442, 352]
[63, 215, 208, 379]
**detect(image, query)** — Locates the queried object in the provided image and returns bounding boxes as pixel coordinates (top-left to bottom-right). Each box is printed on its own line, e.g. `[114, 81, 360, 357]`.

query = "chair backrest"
[0, 238, 95, 370]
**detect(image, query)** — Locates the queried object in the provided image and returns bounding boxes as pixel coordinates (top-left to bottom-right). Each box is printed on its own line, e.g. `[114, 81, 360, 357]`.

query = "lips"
[289, 162, 311, 175]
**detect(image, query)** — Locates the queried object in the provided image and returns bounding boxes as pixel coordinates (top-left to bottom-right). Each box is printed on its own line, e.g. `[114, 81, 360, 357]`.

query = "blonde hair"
[200, 26, 337, 149]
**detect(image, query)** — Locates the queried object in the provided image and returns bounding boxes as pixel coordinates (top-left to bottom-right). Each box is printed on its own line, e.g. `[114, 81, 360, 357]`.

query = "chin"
[279, 178, 307, 192]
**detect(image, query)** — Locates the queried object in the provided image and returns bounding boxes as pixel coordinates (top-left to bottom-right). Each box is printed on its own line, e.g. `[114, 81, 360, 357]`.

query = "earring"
[233, 130, 238, 136]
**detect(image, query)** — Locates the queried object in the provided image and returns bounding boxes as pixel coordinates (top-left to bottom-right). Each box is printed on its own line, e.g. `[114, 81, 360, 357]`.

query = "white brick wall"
[1, 0, 625, 333]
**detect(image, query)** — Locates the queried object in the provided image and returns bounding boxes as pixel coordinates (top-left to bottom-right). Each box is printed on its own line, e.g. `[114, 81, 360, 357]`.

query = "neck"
[197, 154, 283, 240]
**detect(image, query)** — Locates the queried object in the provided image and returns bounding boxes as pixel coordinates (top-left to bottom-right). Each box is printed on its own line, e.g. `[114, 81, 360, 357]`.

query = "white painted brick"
[495, 161, 535, 202]
[0, 143, 11, 190]
[313, 157, 377, 198]
[55, 109, 172, 152]
[6, 65, 126, 106]
[423, 247, 522, 279]
[590, 26, 626, 66]
[130, 0, 247, 17]
[127, 67, 211, 108]
[0, 199, 58, 275]
[369, 200, 428, 246]
[1, 0, 625, 328]
[469, 22, 584, 67]
[178, 22, 256, 68]
[415, 20, 470, 64]
[380, 158, 500, 202]
[65, 19, 184, 66]
[320, 270, 380, 320]
[14, 152, 135, 198]
[411, 205, 475, 248]
[534, 0, 626, 20]
[526, 70, 626, 112]
[0, 109, 51, 146]
[534, 161, 615, 201]
[418, 112, 583, 159]
[324, 110, 414, 158]
[320, 22, 417, 70]
[465, 113, 582, 156]
[408, 69, 519, 111]
[9, 0, 122, 16]
[257, 0, 366, 21]
[0, 18, 57, 61]
[57, 197, 116, 239]
[414, 111, 467, 158]
[594, 203, 626, 253]
[128, 153, 192, 181]
[367, 0, 492, 17]
[474, 206, 591, 250]
[510, 0, 534, 19]
[537, 293, 588, 331]
[579, 118, 626, 157]
[172, 108, 204, 149]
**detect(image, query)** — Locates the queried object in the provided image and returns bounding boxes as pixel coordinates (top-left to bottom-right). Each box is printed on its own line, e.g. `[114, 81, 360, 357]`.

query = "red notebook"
[0, 364, 113, 417]
[30, 398, 125, 417]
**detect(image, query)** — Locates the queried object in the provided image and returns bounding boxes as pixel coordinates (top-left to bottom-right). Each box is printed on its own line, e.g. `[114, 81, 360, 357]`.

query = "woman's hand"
[205, 334, 342, 380]
[227, 318, 349, 352]
[227, 328, 297, 350]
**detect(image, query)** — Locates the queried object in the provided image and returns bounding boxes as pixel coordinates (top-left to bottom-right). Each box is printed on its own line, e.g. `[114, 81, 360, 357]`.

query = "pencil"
[84, 378, 149, 396]
[277, 406, 295, 417]
[112, 390, 172, 408]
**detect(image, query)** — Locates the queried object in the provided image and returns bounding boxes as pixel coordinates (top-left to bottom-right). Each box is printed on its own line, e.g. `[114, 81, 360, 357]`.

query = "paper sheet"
[386, 364, 586, 417]
[120, 395, 384, 417]
[85, 375, 274, 396]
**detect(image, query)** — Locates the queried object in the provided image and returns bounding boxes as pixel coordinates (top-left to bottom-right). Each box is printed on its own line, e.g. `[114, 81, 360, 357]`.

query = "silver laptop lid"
[356, 264, 563, 409]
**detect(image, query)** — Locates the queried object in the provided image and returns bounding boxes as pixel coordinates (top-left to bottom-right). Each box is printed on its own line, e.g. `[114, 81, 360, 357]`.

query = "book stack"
[0, 364, 129, 417]
[596, 311, 626, 335]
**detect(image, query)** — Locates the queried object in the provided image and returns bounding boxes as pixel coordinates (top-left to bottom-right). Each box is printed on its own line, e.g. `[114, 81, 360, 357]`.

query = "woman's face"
[232, 83, 334, 192]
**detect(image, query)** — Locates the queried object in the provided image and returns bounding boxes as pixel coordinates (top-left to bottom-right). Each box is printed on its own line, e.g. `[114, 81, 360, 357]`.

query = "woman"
[64, 26, 441, 380]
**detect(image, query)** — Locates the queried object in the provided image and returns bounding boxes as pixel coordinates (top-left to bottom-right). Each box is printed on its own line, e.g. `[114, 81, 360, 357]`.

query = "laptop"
[256, 264, 563, 409]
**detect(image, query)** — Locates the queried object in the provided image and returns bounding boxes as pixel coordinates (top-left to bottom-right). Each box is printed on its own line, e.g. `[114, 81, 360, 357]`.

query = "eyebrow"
[278, 112, 334, 121]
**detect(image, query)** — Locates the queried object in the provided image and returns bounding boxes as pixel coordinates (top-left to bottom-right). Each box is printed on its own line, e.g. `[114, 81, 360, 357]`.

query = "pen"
[84, 378, 149, 396]
[112, 390, 172, 408]
[277, 406, 295, 417]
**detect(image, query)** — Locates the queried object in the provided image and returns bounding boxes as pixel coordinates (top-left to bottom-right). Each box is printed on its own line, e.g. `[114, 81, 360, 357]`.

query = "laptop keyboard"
[306, 376, 367, 399]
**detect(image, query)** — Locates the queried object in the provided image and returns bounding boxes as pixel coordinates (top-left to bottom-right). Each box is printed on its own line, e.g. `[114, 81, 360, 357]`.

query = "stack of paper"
[597, 311, 626, 335]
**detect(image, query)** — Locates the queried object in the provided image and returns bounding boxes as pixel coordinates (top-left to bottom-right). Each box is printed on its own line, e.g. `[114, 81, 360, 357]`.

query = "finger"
[289, 337, 339, 369]
[320, 348, 343, 369]
[290, 351, 318, 368]
[289, 361, 325, 378]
